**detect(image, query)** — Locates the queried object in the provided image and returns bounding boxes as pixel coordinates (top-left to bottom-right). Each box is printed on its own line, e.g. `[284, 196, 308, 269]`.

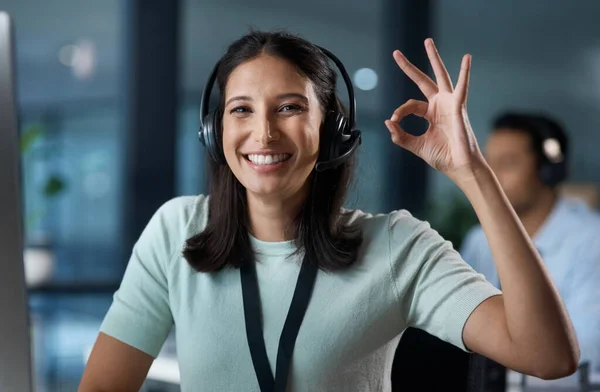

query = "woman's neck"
[246, 190, 307, 242]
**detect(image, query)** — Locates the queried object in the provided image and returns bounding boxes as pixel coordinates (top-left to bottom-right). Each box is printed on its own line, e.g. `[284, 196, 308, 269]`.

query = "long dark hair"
[183, 29, 363, 272]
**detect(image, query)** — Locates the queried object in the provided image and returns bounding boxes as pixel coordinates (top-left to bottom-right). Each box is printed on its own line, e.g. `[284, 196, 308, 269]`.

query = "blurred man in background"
[461, 112, 600, 372]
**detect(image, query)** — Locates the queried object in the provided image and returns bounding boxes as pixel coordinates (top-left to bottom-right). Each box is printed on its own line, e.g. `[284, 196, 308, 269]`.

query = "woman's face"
[222, 54, 324, 202]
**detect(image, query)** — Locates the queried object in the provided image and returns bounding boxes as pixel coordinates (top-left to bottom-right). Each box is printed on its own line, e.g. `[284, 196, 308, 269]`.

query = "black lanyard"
[240, 255, 318, 392]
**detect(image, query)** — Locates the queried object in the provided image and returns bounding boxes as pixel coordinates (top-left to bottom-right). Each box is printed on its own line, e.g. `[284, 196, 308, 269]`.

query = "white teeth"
[247, 154, 290, 165]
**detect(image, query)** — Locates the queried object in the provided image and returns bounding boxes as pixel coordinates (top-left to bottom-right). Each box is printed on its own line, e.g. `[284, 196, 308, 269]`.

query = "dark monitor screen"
[0, 11, 33, 392]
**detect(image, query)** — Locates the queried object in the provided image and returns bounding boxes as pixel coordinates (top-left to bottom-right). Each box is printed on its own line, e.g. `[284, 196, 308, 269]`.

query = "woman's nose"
[254, 117, 279, 145]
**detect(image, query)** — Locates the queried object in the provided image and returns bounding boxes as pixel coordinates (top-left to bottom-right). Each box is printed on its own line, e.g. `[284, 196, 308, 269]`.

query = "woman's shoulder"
[143, 194, 210, 247]
[340, 208, 440, 259]
[340, 207, 428, 236]
[131, 194, 210, 270]
[340, 207, 449, 271]
[154, 194, 209, 227]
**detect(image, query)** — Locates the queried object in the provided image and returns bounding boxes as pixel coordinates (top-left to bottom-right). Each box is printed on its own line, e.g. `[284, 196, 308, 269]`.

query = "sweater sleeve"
[99, 198, 186, 357]
[388, 210, 501, 351]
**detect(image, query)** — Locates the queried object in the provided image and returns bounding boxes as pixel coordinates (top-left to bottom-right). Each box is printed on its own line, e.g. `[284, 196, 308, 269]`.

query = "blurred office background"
[2, 0, 600, 390]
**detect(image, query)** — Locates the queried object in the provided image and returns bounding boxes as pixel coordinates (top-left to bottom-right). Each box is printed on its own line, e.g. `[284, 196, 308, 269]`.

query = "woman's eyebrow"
[225, 93, 309, 107]
[225, 95, 251, 107]
[276, 93, 309, 104]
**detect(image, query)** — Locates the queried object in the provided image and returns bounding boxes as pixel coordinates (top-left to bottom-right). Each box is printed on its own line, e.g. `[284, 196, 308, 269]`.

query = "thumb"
[385, 98, 428, 154]
[385, 120, 423, 154]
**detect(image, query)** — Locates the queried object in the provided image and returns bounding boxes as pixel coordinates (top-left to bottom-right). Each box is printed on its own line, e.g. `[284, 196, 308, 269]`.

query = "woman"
[79, 30, 579, 391]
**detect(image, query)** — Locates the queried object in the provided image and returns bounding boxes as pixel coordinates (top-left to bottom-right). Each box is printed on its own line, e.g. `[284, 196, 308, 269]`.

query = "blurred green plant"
[425, 192, 479, 251]
[20, 124, 68, 231]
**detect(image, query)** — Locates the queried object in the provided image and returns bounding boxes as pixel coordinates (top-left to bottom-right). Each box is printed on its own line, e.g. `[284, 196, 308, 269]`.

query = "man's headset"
[531, 116, 568, 187]
[198, 46, 362, 172]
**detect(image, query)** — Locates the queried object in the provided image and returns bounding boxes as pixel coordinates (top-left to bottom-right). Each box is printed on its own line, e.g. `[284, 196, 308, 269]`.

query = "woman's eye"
[230, 106, 250, 114]
[279, 105, 304, 113]
[280, 104, 303, 112]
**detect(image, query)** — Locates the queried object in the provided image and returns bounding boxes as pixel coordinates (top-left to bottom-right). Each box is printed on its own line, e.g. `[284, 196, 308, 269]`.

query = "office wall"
[431, 0, 600, 200]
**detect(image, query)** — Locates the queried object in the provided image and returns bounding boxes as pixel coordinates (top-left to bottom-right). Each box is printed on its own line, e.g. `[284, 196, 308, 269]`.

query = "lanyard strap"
[241, 255, 317, 392]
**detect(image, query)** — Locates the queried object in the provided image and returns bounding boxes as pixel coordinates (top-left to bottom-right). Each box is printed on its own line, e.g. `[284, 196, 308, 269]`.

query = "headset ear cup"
[200, 111, 225, 165]
[199, 113, 210, 147]
[318, 111, 351, 165]
[540, 162, 567, 187]
[211, 111, 226, 164]
[336, 112, 349, 138]
[539, 164, 553, 186]
[318, 111, 348, 162]
[318, 112, 337, 163]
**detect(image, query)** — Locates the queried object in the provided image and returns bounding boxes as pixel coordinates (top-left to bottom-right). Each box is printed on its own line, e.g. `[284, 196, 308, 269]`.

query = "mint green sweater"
[100, 195, 500, 391]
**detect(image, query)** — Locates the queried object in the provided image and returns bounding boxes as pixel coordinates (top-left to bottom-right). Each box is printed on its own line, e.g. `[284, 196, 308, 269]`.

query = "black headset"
[531, 116, 568, 187]
[198, 46, 361, 172]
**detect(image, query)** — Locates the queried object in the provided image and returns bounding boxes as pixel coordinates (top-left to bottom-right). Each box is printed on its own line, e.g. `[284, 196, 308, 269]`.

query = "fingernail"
[390, 114, 398, 122]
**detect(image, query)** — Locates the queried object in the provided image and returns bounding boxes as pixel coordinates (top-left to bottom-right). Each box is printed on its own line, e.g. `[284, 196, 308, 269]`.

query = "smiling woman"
[184, 31, 363, 273]
[80, 29, 579, 392]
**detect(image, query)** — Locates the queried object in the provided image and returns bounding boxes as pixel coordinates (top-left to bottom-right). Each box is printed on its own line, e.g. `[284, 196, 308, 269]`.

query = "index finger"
[393, 50, 438, 99]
